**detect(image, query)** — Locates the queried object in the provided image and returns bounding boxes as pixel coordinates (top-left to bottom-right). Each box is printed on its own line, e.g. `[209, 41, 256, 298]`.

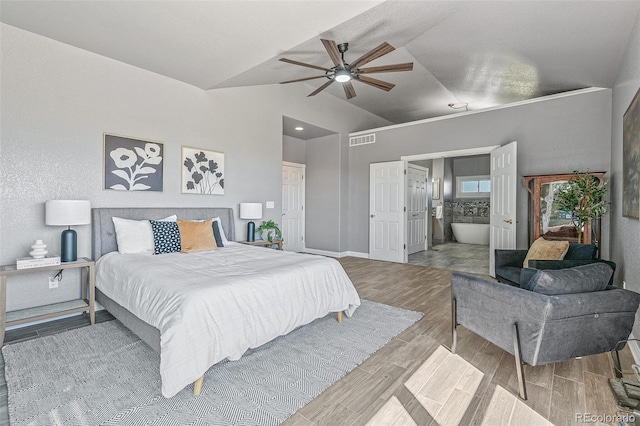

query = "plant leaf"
[145, 157, 163, 165]
[134, 147, 147, 159]
[131, 183, 151, 190]
[138, 167, 156, 174]
[111, 169, 130, 180]
[109, 184, 128, 190]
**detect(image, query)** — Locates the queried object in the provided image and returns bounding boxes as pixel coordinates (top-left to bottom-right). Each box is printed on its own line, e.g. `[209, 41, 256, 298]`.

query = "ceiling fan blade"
[321, 39, 342, 67]
[280, 75, 328, 84]
[357, 62, 414, 74]
[307, 79, 334, 97]
[354, 75, 395, 91]
[279, 58, 331, 72]
[343, 81, 357, 99]
[349, 42, 395, 69]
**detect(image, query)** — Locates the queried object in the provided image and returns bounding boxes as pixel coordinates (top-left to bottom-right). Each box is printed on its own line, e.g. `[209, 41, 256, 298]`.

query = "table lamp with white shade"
[45, 200, 91, 262]
[240, 202, 262, 242]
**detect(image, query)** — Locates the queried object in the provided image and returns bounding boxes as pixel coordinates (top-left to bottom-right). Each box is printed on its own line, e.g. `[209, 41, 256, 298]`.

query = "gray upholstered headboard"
[92, 207, 236, 260]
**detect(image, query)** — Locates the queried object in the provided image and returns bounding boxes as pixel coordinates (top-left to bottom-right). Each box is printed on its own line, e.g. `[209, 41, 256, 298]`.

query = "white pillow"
[112, 215, 177, 254]
[211, 217, 230, 244]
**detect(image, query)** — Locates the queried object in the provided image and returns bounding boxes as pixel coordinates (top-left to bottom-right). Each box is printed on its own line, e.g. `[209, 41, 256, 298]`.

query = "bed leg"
[193, 375, 204, 396]
[337, 311, 343, 323]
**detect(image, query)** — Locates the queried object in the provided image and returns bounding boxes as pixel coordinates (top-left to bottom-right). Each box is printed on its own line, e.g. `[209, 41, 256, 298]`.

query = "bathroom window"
[456, 175, 491, 198]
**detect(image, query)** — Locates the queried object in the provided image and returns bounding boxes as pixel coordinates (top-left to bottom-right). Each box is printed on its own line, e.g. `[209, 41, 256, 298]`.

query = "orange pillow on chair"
[522, 237, 570, 268]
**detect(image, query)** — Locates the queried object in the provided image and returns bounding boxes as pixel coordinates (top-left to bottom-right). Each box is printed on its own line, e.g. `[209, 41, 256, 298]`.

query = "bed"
[92, 207, 361, 398]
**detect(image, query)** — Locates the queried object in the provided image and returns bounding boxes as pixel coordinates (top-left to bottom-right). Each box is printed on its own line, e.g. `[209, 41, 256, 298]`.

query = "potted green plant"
[257, 220, 281, 243]
[554, 170, 608, 243]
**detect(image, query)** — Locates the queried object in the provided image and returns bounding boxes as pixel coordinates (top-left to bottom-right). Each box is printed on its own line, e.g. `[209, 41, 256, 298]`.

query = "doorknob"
[370, 214, 375, 218]
[412, 213, 419, 217]
[503, 219, 513, 224]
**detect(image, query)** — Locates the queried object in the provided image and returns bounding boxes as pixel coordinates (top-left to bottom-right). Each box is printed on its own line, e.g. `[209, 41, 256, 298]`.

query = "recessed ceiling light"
[295, 126, 304, 131]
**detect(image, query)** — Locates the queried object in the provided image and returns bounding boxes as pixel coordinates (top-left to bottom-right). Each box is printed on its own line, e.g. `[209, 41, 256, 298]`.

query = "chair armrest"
[495, 249, 528, 269]
[541, 288, 639, 319]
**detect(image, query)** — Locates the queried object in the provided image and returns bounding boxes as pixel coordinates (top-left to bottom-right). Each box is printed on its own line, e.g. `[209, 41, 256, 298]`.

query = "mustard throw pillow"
[522, 237, 570, 268]
[177, 218, 217, 253]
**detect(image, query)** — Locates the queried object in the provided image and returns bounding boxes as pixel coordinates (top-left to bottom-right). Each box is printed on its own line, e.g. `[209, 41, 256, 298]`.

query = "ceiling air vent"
[349, 133, 375, 147]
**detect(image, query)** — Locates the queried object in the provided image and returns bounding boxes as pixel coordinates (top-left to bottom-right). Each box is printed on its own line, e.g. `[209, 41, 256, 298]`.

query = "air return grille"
[349, 133, 375, 147]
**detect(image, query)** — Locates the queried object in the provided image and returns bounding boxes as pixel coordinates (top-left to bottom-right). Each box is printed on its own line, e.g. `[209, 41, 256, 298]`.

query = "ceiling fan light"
[334, 70, 351, 83]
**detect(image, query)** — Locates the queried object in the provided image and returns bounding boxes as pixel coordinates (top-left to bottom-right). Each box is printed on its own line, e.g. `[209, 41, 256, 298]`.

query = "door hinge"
[404, 206, 406, 212]
[404, 244, 406, 249]
[302, 206, 304, 210]
[404, 169, 407, 175]
[301, 236, 304, 241]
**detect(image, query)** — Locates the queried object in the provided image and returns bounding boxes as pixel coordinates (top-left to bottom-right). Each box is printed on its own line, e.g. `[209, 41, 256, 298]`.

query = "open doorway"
[397, 143, 516, 276]
[408, 155, 491, 274]
[282, 116, 340, 254]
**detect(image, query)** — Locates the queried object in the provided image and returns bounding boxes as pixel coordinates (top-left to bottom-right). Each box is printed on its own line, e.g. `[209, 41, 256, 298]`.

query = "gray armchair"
[451, 265, 640, 400]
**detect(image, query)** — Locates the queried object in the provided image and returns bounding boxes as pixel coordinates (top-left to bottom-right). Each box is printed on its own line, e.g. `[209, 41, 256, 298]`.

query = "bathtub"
[451, 223, 490, 245]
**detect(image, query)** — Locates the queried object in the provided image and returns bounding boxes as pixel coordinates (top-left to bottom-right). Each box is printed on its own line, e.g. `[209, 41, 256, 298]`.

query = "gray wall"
[282, 133, 350, 253]
[305, 135, 342, 252]
[0, 24, 389, 311]
[282, 135, 306, 164]
[609, 11, 640, 323]
[452, 155, 490, 192]
[348, 88, 613, 254]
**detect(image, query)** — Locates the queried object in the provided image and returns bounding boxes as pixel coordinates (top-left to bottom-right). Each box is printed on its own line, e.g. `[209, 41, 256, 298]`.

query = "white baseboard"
[302, 249, 370, 259]
[342, 251, 370, 259]
[303, 248, 342, 257]
[628, 333, 640, 364]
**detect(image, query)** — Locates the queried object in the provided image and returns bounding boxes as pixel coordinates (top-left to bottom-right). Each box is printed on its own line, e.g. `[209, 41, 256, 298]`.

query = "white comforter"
[95, 243, 361, 397]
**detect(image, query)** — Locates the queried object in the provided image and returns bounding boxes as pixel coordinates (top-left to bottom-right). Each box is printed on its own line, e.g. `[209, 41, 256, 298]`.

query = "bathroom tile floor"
[408, 242, 490, 275]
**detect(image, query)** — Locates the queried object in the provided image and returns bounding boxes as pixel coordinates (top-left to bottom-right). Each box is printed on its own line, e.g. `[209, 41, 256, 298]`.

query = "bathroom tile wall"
[452, 199, 490, 224]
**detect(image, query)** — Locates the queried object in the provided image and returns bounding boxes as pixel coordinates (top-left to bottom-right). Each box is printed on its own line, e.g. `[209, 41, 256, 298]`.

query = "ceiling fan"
[279, 39, 413, 100]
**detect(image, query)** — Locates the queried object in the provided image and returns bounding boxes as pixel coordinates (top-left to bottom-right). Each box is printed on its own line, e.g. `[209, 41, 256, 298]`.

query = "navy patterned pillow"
[150, 220, 181, 254]
[212, 220, 224, 248]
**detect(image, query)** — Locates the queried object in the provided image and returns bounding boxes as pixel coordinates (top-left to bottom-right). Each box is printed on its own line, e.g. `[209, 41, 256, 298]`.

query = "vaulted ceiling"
[2, 1, 638, 124]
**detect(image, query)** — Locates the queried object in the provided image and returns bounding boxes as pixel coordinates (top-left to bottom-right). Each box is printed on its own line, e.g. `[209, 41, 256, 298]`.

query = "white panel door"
[282, 162, 305, 252]
[489, 141, 517, 276]
[369, 161, 407, 263]
[407, 164, 428, 255]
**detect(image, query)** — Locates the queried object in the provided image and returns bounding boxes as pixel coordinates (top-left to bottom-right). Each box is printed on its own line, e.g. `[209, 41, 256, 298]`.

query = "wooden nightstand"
[240, 240, 283, 250]
[0, 257, 95, 347]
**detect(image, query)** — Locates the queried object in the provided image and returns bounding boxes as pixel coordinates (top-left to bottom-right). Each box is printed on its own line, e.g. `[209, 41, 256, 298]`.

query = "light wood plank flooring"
[285, 257, 635, 426]
[0, 258, 634, 425]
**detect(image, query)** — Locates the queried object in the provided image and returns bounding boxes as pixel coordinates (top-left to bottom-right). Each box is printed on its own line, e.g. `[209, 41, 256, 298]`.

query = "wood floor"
[284, 257, 635, 426]
[0, 258, 634, 425]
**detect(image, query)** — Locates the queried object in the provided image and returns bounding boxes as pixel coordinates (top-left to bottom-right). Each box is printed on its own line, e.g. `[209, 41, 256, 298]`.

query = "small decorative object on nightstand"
[45, 200, 91, 262]
[257, 220, 281, 243]
[240, 202, 262, 243]
[29, 240, 48, 258]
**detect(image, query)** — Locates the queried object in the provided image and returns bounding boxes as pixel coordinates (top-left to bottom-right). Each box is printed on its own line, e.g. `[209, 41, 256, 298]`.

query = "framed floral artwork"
[181, 147, 225, 195]
[104, 133, 164, 191]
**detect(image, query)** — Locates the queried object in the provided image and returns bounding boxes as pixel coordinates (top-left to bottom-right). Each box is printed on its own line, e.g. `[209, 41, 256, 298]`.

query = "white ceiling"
[2, 1, 639, 124]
